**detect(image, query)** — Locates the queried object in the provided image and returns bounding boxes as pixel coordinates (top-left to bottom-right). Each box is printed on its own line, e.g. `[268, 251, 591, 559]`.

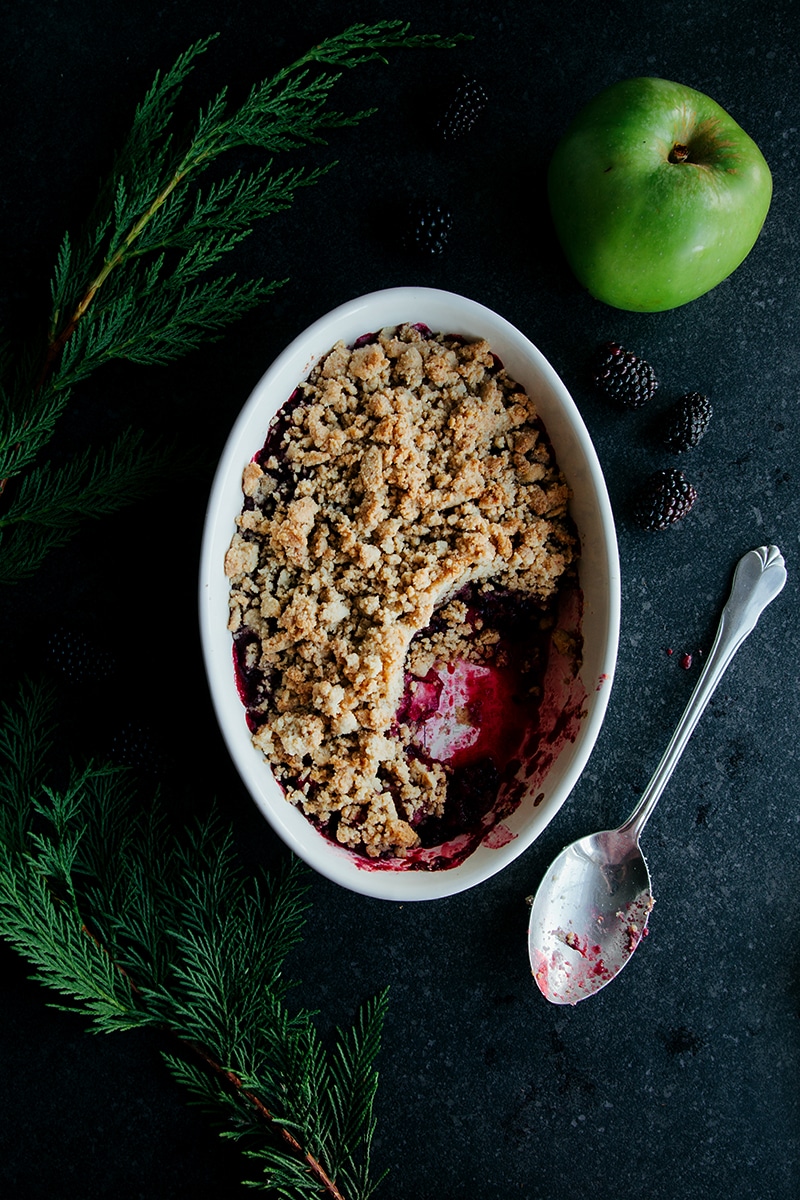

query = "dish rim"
[199, 286, 621, 901]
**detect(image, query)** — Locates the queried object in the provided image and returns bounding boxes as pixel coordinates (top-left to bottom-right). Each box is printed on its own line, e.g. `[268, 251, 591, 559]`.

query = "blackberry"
[660, 392, 713, 452]
[592, 341, 658, 409]
[633, 469, 697, 531]
[407, 202, 453, 256]
[435, 77, 488, 141]
[111, 721, 164, 778]
[46, 625, 117, 685]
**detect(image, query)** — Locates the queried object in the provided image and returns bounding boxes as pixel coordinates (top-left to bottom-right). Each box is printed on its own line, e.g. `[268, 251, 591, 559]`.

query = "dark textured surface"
[1, 1, 799, 1197]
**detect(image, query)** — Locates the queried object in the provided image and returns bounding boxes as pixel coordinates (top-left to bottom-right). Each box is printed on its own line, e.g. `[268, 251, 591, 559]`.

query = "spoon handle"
[619, 545, 787, 843]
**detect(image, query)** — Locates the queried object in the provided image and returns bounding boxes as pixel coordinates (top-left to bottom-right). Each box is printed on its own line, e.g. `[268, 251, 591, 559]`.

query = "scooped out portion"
[225, 323, 579, 861]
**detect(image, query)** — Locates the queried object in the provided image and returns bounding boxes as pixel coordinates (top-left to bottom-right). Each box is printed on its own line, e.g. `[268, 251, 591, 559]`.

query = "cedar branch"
[40, 163, 195, 384]
[188, 1039, 349, 1200]
[78, 884, 351, 1197]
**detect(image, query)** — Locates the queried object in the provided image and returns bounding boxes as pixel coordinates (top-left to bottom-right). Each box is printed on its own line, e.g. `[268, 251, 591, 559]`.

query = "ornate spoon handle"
[619, 545, 787, 843]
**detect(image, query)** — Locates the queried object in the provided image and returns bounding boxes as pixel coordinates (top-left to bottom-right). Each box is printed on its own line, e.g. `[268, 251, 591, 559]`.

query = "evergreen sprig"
[0, 679, 389, 1198]
[0, 20, 467, 584]
[0, 428, 178, 584]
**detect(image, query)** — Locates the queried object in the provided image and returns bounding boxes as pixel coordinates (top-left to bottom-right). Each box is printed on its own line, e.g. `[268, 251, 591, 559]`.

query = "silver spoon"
[528, 544, 787, 1005]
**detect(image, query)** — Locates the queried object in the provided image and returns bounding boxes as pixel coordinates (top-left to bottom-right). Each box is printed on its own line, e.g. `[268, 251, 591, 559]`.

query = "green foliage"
[0, 679, 389, 1197]
[0, 428, 179, 584]
[0, 20, 468, 584]
[0, 21, 471, 1193]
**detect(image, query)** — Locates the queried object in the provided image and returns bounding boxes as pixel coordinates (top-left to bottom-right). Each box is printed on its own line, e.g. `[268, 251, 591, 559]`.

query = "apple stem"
[669, 143, 690, 163]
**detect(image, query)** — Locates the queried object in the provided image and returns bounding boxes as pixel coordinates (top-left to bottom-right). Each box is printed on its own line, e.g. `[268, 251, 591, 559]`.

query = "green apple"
[547, 77, 773, 312]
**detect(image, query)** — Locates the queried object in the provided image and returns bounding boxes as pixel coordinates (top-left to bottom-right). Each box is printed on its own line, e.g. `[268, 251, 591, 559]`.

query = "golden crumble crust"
[226, 324, 575, 857]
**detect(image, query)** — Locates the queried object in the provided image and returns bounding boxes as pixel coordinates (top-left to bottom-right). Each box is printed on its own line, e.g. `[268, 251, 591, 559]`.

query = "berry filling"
[234, 577, 583, 868]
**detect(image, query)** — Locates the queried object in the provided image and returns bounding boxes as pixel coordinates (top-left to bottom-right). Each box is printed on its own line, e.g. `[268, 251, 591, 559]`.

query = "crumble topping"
[225, 323, 576, 857]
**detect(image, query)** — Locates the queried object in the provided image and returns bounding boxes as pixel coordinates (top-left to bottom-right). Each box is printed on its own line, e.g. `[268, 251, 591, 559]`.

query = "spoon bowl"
[529, 829, 653, 1005]
[528, 545, 787, 1004]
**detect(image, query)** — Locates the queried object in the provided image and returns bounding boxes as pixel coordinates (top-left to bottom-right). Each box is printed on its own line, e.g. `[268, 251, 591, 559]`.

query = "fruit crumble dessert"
[224, 323, 578, 860]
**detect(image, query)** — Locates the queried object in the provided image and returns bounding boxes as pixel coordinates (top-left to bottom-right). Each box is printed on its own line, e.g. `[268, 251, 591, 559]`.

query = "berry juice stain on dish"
[225, 323, 582, 869]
